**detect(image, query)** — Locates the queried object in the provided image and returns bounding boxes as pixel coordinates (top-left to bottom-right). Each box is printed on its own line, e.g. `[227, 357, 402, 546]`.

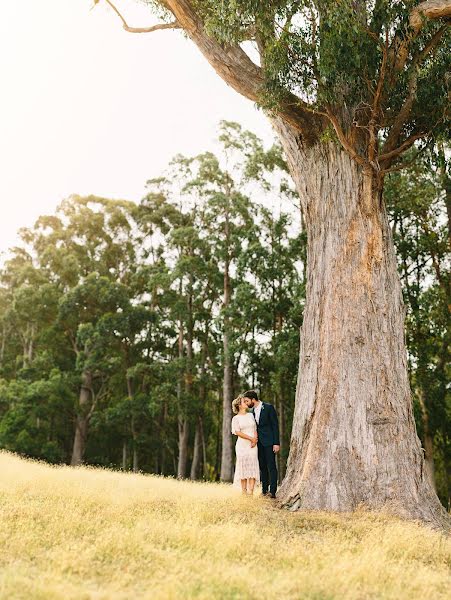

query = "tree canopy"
[98, 0, 450, 174]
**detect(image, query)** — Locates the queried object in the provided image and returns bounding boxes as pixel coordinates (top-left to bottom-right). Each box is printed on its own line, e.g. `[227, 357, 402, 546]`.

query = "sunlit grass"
[0, 451, 449, 599]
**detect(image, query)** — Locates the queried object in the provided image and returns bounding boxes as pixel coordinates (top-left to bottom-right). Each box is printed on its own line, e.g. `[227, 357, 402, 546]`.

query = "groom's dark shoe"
[269, 493, 276, 499]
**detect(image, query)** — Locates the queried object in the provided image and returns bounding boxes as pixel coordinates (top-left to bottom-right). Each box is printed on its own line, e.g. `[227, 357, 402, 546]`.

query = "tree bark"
[273, 120, 448, 527]
[70, 370, 92, 466]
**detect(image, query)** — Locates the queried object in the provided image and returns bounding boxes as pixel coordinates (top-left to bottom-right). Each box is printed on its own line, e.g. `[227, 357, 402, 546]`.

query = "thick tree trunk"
[273, 120, 447, 527]
[70, 371, 92, 466]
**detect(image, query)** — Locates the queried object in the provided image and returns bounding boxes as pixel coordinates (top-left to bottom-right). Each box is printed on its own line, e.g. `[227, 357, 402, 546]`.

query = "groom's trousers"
[258, 443, 278, 496]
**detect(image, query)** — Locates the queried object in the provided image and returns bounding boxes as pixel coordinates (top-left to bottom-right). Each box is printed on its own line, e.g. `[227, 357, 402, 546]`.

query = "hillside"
[0, 451, 449, 599]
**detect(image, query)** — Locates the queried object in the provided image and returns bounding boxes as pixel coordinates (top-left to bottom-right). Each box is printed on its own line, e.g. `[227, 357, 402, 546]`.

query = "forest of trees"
[0, 123, 448, 507]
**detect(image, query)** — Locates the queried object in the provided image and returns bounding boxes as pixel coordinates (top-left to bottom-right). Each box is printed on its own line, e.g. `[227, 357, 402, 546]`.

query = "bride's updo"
[232, 395, 244, 414]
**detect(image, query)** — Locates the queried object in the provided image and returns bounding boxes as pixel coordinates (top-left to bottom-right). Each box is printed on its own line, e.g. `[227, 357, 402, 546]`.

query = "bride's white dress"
[231, 413, 260, 486]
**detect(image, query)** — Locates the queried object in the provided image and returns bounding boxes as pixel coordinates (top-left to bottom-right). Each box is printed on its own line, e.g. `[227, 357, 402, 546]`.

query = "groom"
[243, 390, 280, 498]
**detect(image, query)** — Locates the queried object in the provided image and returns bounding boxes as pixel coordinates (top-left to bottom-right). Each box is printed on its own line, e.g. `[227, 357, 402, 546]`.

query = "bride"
[231, 395, 260, 495]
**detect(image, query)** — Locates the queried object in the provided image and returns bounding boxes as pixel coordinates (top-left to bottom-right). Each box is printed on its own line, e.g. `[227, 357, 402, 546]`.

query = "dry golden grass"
[0, 451, 449, 600]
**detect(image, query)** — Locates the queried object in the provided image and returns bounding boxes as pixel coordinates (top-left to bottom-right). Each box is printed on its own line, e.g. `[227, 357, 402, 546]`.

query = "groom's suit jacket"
[253, 402, 280, 447]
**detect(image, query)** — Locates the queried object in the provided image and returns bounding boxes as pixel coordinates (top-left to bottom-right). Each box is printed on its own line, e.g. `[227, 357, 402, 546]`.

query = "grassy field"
[0, 452, 449, 600]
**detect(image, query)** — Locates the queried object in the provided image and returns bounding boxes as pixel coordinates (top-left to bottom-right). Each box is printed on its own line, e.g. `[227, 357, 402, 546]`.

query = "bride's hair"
[232, 395, 244, 415]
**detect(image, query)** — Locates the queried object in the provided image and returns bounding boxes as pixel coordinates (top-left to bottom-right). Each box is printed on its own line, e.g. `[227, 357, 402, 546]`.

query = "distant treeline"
[0, 123, 448, 506]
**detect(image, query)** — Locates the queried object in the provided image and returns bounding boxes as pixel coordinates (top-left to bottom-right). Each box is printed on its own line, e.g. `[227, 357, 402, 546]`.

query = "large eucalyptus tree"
[94, 0, 450, 525]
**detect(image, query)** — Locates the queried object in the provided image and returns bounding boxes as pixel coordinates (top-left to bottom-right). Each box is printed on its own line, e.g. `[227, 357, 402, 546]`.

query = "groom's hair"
[243, 390, 259, 401]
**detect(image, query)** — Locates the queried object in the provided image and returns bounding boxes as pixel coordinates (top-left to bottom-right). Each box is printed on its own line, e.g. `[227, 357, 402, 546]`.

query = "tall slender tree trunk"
[177, 317, 189, 479]
[215, 385, 222, 478]
[22, 323, 35, 368]
[70, 370, 92, 466]
[159, 400, 167, 475]
[122, 441, 127, 470]
[126, 375, 139, 473]
[0, 323, 6, 368]
[131, 414, 139, 473]
[177, 421, 189, 479]
[274, 121, 447, 527]
[220, 250, 234, 481]
[27, 325, 34, 364]
[190, 416, 204, 480]
[191, 337, 207, 480]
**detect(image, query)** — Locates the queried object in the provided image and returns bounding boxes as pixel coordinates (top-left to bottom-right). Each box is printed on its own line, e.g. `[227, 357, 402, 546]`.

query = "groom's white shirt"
[254, 401, 262, 424]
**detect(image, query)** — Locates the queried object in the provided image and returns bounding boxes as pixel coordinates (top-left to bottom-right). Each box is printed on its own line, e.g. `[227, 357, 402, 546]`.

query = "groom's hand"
[273, 445, 280, 453]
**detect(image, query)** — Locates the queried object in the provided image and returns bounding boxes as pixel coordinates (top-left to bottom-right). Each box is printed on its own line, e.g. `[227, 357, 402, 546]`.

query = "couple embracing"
[231, 390, 280, 497]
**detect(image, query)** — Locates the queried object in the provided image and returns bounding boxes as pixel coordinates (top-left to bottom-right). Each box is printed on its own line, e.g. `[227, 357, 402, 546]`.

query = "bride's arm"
[234, 431, 255, 443]
[235, 430, 258, 447]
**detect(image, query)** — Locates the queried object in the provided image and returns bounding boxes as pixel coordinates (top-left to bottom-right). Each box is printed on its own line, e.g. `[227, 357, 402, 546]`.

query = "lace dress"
[231, 413, 260, 486]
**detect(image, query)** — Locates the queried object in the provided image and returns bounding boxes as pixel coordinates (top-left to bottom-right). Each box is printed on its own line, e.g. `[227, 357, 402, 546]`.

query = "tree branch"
[389, 0, 451, 78]
[382, 25, 447, 157]
[411, 0, 451, 27]
[96, 0, 322, 143]
[379, 132, 426, 164]
[325, 107, 367, 167]
[366, 28, 389, 163]
[161, 0, 323, 144]
[380, 144, 430, 175]
[100, 0, 180, 34]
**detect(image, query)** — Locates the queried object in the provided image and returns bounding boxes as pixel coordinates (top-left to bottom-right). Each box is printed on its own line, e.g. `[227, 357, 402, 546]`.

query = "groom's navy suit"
[253, 402, 280, 496]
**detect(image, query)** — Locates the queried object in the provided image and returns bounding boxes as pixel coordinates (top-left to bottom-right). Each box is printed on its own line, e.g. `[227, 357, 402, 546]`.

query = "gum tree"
[94, 0, 450, 526]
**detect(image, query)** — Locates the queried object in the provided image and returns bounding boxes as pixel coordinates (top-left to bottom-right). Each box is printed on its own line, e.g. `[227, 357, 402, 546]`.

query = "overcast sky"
[0, 0, 273, 258]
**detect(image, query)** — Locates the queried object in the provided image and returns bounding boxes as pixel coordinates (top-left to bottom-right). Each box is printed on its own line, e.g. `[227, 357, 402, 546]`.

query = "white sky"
[0, 0, 272, 259]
